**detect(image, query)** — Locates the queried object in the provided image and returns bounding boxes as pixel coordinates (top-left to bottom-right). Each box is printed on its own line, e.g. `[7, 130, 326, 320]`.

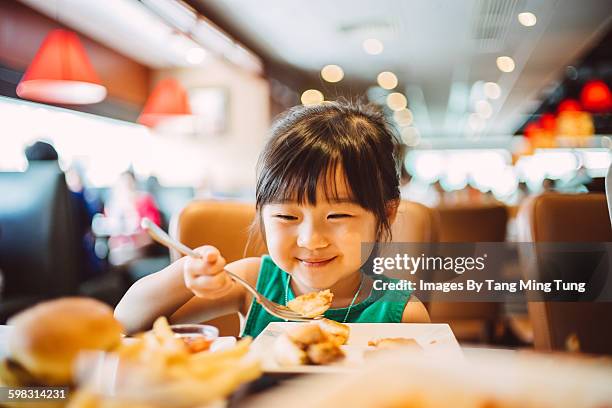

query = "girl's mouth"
[297, 256, 337, 268]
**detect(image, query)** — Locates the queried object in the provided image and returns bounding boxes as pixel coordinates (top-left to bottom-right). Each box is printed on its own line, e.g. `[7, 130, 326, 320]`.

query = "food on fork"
[274, 320, 349, 366]
[287, 289, 333, 318]
[0, 297, 123, 387]
[368, 337, 423, 351]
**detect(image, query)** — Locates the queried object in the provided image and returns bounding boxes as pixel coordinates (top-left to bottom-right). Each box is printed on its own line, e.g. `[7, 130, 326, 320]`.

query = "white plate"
[250, 322, 462, 373]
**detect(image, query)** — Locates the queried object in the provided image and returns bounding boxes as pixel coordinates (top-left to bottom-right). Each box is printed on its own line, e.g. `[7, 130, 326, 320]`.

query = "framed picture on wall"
[188, 87, 229, 137]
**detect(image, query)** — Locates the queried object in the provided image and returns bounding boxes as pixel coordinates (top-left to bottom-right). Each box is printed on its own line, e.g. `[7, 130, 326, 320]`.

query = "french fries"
[68, 317, 261, 408]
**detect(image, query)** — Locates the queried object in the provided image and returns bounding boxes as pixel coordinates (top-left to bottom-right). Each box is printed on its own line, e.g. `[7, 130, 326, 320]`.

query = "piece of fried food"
[316, 318, 350, 346]
[286, 323, 327, 347]
[273, 333, 307, 366]
[368, 337, 422, 350]
[287, 290, 333, 318]
[306, 341, 345, 365]
[274, 320, 347, 366]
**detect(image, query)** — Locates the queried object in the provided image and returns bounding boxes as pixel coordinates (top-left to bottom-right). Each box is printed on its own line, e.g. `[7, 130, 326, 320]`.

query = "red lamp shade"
[16, 29, 107, 104]
[557, 99, 581, 113]
[539, 113, 557, 132]
[138, 78, 192, 127]
[580, 80, 612, 112]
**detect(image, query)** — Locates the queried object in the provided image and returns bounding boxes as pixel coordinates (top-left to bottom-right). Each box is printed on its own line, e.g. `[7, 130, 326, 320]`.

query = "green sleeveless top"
[242, 255, 413, 337]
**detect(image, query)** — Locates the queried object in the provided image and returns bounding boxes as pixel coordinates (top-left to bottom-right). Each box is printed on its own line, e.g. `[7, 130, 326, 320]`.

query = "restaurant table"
[0, 325, 524, 407]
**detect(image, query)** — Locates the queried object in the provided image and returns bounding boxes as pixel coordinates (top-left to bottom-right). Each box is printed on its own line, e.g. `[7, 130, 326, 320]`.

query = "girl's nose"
[296, 222, 329, 250]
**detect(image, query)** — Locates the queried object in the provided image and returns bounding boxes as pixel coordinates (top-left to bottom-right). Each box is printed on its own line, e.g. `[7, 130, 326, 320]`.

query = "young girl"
[114, 101, 430, 336]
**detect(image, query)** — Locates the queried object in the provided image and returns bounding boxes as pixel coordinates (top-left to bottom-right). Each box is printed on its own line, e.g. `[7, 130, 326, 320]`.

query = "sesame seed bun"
[7, 297, 123, 385]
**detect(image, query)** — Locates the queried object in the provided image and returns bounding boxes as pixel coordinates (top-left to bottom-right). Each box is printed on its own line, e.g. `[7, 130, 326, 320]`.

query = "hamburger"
[0, 297, 123, 387]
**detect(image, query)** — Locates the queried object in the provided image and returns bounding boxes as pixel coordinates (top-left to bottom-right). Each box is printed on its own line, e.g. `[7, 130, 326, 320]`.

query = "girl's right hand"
[183, 246, 233, 299]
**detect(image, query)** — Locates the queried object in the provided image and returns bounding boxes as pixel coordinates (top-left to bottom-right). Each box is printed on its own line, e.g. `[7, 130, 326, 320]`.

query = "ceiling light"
[186, 47, 207, 64]
[518, 12, 537, 27]
[377, 71, 398, 90]
[321, 65, 344, 83]
[394, 109, 413, 126]
[138, 78, 192, 127]
[16, 29, 107, 105]
[483, 82, 501, 99]
[386, 92, 407, 111]
[496, 56, 515, 73]
[363, 38, 384, 55]
[475, 100, 493, 119]
[401, 127, 421, 147]
[301, 89, 324, 105]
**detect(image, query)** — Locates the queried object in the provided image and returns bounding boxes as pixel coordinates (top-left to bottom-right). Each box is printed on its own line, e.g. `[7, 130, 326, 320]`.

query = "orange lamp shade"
[16, 29, 107, 104]
[580, 80, 612, 112]
[524, 122, 541, 139]
[138, 78, 192, 127]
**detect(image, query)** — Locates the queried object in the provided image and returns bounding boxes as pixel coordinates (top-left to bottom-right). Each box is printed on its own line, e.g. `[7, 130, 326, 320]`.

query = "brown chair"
[383, 200, 440, 280]
[170, 200, 267, 336]
[391, 200, 440, 243]
[517, 193, 612, 354]
[437, 204, 508, 242]
[428, 204, 508, 343]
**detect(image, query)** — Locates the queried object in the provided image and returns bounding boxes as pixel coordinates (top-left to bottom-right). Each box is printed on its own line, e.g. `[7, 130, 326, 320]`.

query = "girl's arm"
[114, 249, 260, 334]
[114, 257, 194, 334]
[401, 295, 431, 323]
[169, 257, 261, 325]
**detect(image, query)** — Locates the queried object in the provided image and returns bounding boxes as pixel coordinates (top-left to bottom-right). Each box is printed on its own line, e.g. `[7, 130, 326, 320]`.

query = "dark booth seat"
[0, 163, 125, 322]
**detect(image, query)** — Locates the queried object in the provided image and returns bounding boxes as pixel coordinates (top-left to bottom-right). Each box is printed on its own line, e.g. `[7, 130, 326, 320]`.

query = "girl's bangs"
[258, 154, 359, 207]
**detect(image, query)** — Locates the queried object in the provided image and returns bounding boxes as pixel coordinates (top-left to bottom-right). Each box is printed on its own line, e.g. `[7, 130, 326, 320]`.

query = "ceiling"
[190, 0, 612, 139]
[17, 0, 207, 68]
[15, 0, 612, 141]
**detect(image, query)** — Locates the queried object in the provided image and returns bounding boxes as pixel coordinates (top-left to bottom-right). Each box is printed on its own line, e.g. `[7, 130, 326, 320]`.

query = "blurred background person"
[24, 141, 102, 280]
[103, 170, 161, 265]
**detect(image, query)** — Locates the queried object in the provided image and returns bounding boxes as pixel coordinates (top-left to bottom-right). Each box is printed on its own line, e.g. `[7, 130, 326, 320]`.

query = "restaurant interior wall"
[151, 57, 270, 194]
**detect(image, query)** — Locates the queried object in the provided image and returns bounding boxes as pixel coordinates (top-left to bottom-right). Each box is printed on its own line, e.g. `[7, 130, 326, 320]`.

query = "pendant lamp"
[138, 78, 192, 127]
[16, 29, 107, 104]
[580, 80, 612, 113]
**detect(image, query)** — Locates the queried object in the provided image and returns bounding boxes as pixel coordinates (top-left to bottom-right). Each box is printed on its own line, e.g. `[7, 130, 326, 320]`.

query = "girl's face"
[262, 173, 378, 291]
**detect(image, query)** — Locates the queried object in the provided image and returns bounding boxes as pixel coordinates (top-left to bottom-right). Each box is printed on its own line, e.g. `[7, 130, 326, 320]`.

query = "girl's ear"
[386, 199, 401, 225]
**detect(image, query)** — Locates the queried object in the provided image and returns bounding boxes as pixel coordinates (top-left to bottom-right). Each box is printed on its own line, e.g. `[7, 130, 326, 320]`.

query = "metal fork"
[141, 218, 317, 322]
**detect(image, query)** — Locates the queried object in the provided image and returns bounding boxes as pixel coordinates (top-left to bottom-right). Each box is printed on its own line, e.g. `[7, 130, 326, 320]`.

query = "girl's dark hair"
[254, 100, 402, 242]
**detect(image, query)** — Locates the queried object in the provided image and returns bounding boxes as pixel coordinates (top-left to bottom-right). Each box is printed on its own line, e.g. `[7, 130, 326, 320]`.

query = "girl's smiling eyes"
[274, 214, 298, 221]
[266, 202, 361, 222]
[272, 213, 354, 221]
[327, 213, 352, 219]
